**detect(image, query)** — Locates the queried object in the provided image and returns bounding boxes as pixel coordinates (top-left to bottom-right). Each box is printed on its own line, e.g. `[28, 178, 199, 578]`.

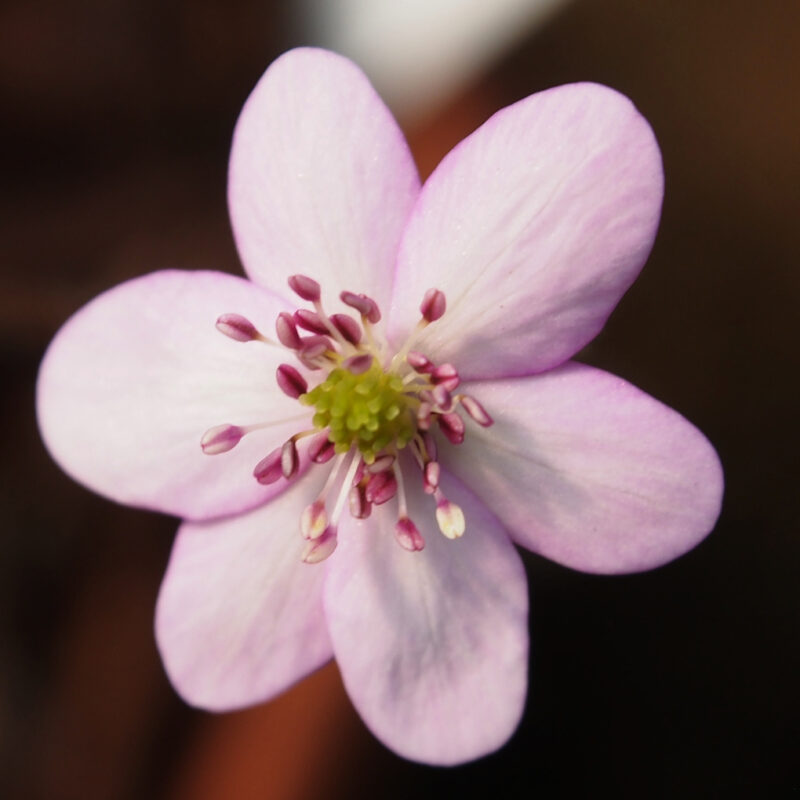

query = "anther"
[297, 335, 332, 369]
[276, 364, 308, 399]
[435, 495, 466, 540]
[459, 394, 494, 427]
[432, 384, 453, 412]
[301, 526, 337, 564]
[348, 484, 371, 519]
[423, 460, 440, 494]
[438, 412, 465, 445]
[367, 454, 395, 473]
[431, 363, 460, 392]
[300, 500, 328, 540]
[395, 517, 425, 551]
[340, 291, 381, 323]
[201, 424, 244, 455]
[308, 431, 336, 464]
[417, 402, 433, 431]
[294, 309, 329, 335]
[288, 274, 321, 302]
[216, 314, 266, 343]
[342, 353, 373, 375]
[276, 312, 302, 349]
[406, 351, 433, 372]
[420, 288, 446, 323]
[365, 470, 398, 505]
[331, 313, 362, 345]
[281, 439, 299, 479]
[253, 447, 283, 484]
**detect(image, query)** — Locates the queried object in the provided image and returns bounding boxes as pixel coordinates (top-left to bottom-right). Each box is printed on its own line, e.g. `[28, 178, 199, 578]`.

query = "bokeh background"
[2, 1, 798, 797]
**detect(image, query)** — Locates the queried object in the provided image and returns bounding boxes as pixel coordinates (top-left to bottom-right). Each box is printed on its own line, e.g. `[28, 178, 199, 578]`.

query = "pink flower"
[36, 48, 723, 765]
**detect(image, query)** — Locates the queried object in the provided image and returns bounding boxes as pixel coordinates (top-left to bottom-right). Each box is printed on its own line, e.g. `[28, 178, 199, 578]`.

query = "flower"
[36, 47, 723, 765]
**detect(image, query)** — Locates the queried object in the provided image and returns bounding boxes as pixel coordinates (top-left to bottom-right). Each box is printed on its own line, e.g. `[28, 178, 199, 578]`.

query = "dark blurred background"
[2, 1, 798, 797]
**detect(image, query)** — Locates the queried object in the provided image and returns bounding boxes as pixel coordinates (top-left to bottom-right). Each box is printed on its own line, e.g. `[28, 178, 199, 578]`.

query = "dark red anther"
[340, 291, 381, 323]
[407, 351, 433, 372]
[308, 431, 336, 464]
[288, 274, 321, 302]
[216, 313, 261, 342]
[365, 470, 398, 505]
[343, 353, 373, 375]
[276, 364, 308, 398]
[420, 288, 446, 322]
[294, 309, 329, 335]
[348, 485, 371, 519]
[431, 363, 460, 392]
[438, 412, 465, 445]
[331, 313, 362, 344]
[432, 384, 453, 412]
[395, 517, 425, 552]
[276, 312, 302, 349]
[253, 447, 283, 484]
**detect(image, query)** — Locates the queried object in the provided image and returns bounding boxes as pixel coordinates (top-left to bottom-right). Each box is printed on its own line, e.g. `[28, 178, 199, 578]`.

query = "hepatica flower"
[37, 48, 723, 765]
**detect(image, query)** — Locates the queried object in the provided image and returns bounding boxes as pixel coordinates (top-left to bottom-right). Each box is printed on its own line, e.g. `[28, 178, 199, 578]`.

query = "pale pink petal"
[325, 472, 528, 765]
[228, 47, 420, 312]
[37, 270, 309, 520]
[388, 82, 663, 379]
[446, 364, 723, 573]
[155, 473, 332, 710]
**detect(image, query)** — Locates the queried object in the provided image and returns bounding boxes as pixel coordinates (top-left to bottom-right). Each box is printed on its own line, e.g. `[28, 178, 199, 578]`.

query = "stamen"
[288, 274, 321, 302]
[342, 353, 373, 375]
[438, 412, 465, 445]
[294, 309, 329, 335]
[459, 394, 494, 427]
[330, 452, 362, 526]
[423, 460, 440, 494]
[432, 384, 453, 412]
[253, 447, 282, 484]
[431, 363, 460, 392]
[301, 526, 337, 564]
[308, 431, 336, 464]
[367, 454, 395, 473]
[200, 424, 244, 455]
[395, 517, 425, 552]
[281, 439, 299, 479]
[216, 313, 270, 343]
[276, 364, 308, 398]
[331, 313, 362, 345]
[365, 470, 398, 505]
[407, 351, 433, 372]
[276, 312, 302, 349]
[349, 484, 371, 519]
[340, 291, 381, 323]
[419, 288, 446, 323]
[434, 491, 465, 539]
[300, 500, 328, 540]
[297, 335, 333, 369]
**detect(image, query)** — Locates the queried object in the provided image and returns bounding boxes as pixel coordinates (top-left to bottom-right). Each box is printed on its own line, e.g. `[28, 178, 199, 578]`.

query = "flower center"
[202, 275, 493, 563]
[301, 361, 415, 463]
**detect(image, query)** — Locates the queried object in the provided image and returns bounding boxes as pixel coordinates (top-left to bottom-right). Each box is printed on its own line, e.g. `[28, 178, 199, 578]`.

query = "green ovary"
[300, 361, 415, 464]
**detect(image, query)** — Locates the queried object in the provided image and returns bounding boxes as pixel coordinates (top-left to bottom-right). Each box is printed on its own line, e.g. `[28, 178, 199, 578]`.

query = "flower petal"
[324, 472, 528, 765]
[228, 47, 420, 312]
[388, 82, 663, 378]
[37, 270, 307, 520]
[155, 473, 332, 710]
[447, 364, 723, 573]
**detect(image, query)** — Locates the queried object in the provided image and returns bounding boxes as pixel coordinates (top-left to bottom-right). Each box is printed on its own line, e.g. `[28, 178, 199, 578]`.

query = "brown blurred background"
[2, 1, 798, 797]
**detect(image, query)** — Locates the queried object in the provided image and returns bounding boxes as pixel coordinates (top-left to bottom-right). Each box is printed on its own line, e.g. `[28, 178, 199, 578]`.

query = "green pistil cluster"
[300, 360, 415, 464]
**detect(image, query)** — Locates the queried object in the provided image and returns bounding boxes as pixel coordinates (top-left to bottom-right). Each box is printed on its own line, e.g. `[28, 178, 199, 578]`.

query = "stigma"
[203, 275, 493, 563]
